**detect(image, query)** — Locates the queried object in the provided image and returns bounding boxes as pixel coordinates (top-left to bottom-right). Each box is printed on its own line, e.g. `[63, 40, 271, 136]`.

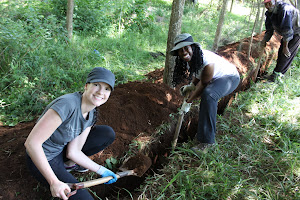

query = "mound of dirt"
[0, 81, 182, 199]
[0, 33, 281, 199]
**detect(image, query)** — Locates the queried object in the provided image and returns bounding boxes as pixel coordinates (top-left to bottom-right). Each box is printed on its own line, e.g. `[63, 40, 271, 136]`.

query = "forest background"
[0, 0, 299, 199]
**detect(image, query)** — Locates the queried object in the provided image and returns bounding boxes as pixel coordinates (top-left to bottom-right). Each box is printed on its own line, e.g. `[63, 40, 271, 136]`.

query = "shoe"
[65, 164, 89, 173]
[191, 143, 215, 154]
[266, 74, 276, 82]
[264, 72, 283, 82]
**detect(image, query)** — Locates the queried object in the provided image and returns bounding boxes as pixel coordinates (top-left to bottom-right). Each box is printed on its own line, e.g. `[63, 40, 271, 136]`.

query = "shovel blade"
[119, 153, 152, 177]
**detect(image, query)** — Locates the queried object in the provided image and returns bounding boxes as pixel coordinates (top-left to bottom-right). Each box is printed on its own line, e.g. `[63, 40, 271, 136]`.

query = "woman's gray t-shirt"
[39, 92, 95, 161]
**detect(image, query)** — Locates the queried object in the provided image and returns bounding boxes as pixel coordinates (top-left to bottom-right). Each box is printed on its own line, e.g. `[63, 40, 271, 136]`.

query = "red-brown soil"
[0, 33, 280, 200]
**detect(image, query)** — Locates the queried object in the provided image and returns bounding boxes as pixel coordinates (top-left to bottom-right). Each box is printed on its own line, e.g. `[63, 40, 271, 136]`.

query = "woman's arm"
[25, 109, 71, 199]
[67, 126, 118, 184]
[187, 63, 214, 103]
[65, 126, 102, 172]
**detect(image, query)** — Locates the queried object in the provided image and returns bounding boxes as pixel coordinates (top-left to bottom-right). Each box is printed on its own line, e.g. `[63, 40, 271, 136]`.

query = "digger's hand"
[50, 181, 71, 200]
[180, 101, 192, 114]
[96, 166, 118, 184]
[180, 83, 195, 96]
[283, 46, 291, 57]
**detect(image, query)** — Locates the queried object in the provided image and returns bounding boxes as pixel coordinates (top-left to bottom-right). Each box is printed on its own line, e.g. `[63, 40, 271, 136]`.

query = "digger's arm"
[187, 63, 214, 103]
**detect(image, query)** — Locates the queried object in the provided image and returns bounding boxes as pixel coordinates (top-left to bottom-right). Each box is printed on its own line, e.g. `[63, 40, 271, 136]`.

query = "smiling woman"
[83, 82, 111, 109]
[24, 67, 119, 200]
[170, 33, 240, 153]
[83, 67, 115, 110]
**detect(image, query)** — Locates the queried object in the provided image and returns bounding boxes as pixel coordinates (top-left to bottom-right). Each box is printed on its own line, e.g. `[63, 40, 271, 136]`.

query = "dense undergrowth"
[1, 0, 262, 125]
[0, 0, 299, 199]
[137, 67, 300, 199]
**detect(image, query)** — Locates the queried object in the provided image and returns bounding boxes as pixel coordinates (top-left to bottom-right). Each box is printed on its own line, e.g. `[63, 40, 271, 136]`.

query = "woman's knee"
[93, 125, 115, 142]
[202, 88, 219, 102]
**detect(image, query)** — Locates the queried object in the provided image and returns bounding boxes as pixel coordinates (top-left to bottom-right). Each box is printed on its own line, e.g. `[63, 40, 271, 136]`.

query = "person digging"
[25, 67, 118, 200]
[170, 33, 240, 153]
[260, 0, 300, 82]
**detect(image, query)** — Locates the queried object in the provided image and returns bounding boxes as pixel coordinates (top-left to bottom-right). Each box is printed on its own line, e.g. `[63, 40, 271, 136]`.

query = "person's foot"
[266, 74, 276, 82]
[263, 72, 283, 82]
[191, 142, 215, 154]
[65, 164, 89, 173]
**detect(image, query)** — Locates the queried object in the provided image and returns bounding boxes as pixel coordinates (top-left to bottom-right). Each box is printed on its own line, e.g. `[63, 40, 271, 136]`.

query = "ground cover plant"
[137, 67, 300, 199]
[0, 0, 299, 199]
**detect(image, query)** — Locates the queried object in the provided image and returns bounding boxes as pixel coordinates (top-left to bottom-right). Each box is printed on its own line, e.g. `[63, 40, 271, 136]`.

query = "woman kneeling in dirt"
[171, 33, 240, 153]
[25, 67, 118, 200]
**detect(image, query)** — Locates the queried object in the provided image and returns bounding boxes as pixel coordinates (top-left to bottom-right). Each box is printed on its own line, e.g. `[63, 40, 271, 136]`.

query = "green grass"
[137, 66, 300, 199]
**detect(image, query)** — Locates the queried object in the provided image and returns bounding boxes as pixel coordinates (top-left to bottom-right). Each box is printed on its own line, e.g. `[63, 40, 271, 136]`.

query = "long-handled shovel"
[172, 96, 188, 151]
[67, 170, 135, 191]
[66, 153, 152, 197]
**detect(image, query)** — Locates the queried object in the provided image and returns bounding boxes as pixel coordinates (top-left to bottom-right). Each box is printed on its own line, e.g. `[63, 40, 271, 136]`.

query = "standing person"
[25, 67, 118, 200]
[261, 0, 300, 81]
[170, 33, 240, 152]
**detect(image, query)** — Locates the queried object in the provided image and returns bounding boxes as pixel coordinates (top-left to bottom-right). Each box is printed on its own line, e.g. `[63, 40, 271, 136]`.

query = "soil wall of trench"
[0, 33, 280, 199]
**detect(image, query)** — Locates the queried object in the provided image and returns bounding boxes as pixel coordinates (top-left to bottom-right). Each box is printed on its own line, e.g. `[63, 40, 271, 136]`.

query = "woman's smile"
[178, 45, 193, 62]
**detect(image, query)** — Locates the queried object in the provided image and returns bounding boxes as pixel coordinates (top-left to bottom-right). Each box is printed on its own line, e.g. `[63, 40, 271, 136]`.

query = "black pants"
[26, 125, 115, 200]
[274, 34, 300, 74]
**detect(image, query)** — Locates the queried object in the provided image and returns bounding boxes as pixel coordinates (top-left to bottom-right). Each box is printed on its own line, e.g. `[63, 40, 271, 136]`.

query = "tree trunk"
[289, 0, 296, 7]
[247, 0, 260, 59]
[289, 0, 300, 9]
[247, 0, 256, 27]
[230, 0, 234, 13]
[259, 6, 266, 33]
[213, 0, 229, 51]
[163, 0, 186, 86]
[66, 0, 74, 40]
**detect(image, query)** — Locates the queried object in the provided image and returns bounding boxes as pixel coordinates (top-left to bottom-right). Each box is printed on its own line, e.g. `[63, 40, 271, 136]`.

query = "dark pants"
[274, 34, 300, 74]
[196, 75, 240, 144]
[26, 125, 115, 200]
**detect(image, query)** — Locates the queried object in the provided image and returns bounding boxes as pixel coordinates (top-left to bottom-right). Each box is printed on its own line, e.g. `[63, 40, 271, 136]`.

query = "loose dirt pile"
[0, 33, 280, 199]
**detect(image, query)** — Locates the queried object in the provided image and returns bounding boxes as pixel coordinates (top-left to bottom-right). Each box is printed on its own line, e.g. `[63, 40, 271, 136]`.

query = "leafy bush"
[0, 0, 162, 125]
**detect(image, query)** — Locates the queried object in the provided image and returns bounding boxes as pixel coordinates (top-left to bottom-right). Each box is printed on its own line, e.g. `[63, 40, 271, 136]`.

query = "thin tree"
[230, 0, 234, 12]
[247, 0, 256, 29]
[213, 0, 229, 51]
[66, 0, 74, 40]
[259, 6, 266, 33]
[290, 0, 300, 9]
[163, 0, 186, 86]
[247, 0, 260, 59]
[289, 0, 297, 8]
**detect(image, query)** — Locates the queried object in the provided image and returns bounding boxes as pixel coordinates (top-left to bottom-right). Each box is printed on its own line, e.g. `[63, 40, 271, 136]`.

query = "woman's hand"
[50, 181, 71, 200]
[180, 83, 195, 96]
[96, 166, 118, 184]
[180, 100, 192, 113]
